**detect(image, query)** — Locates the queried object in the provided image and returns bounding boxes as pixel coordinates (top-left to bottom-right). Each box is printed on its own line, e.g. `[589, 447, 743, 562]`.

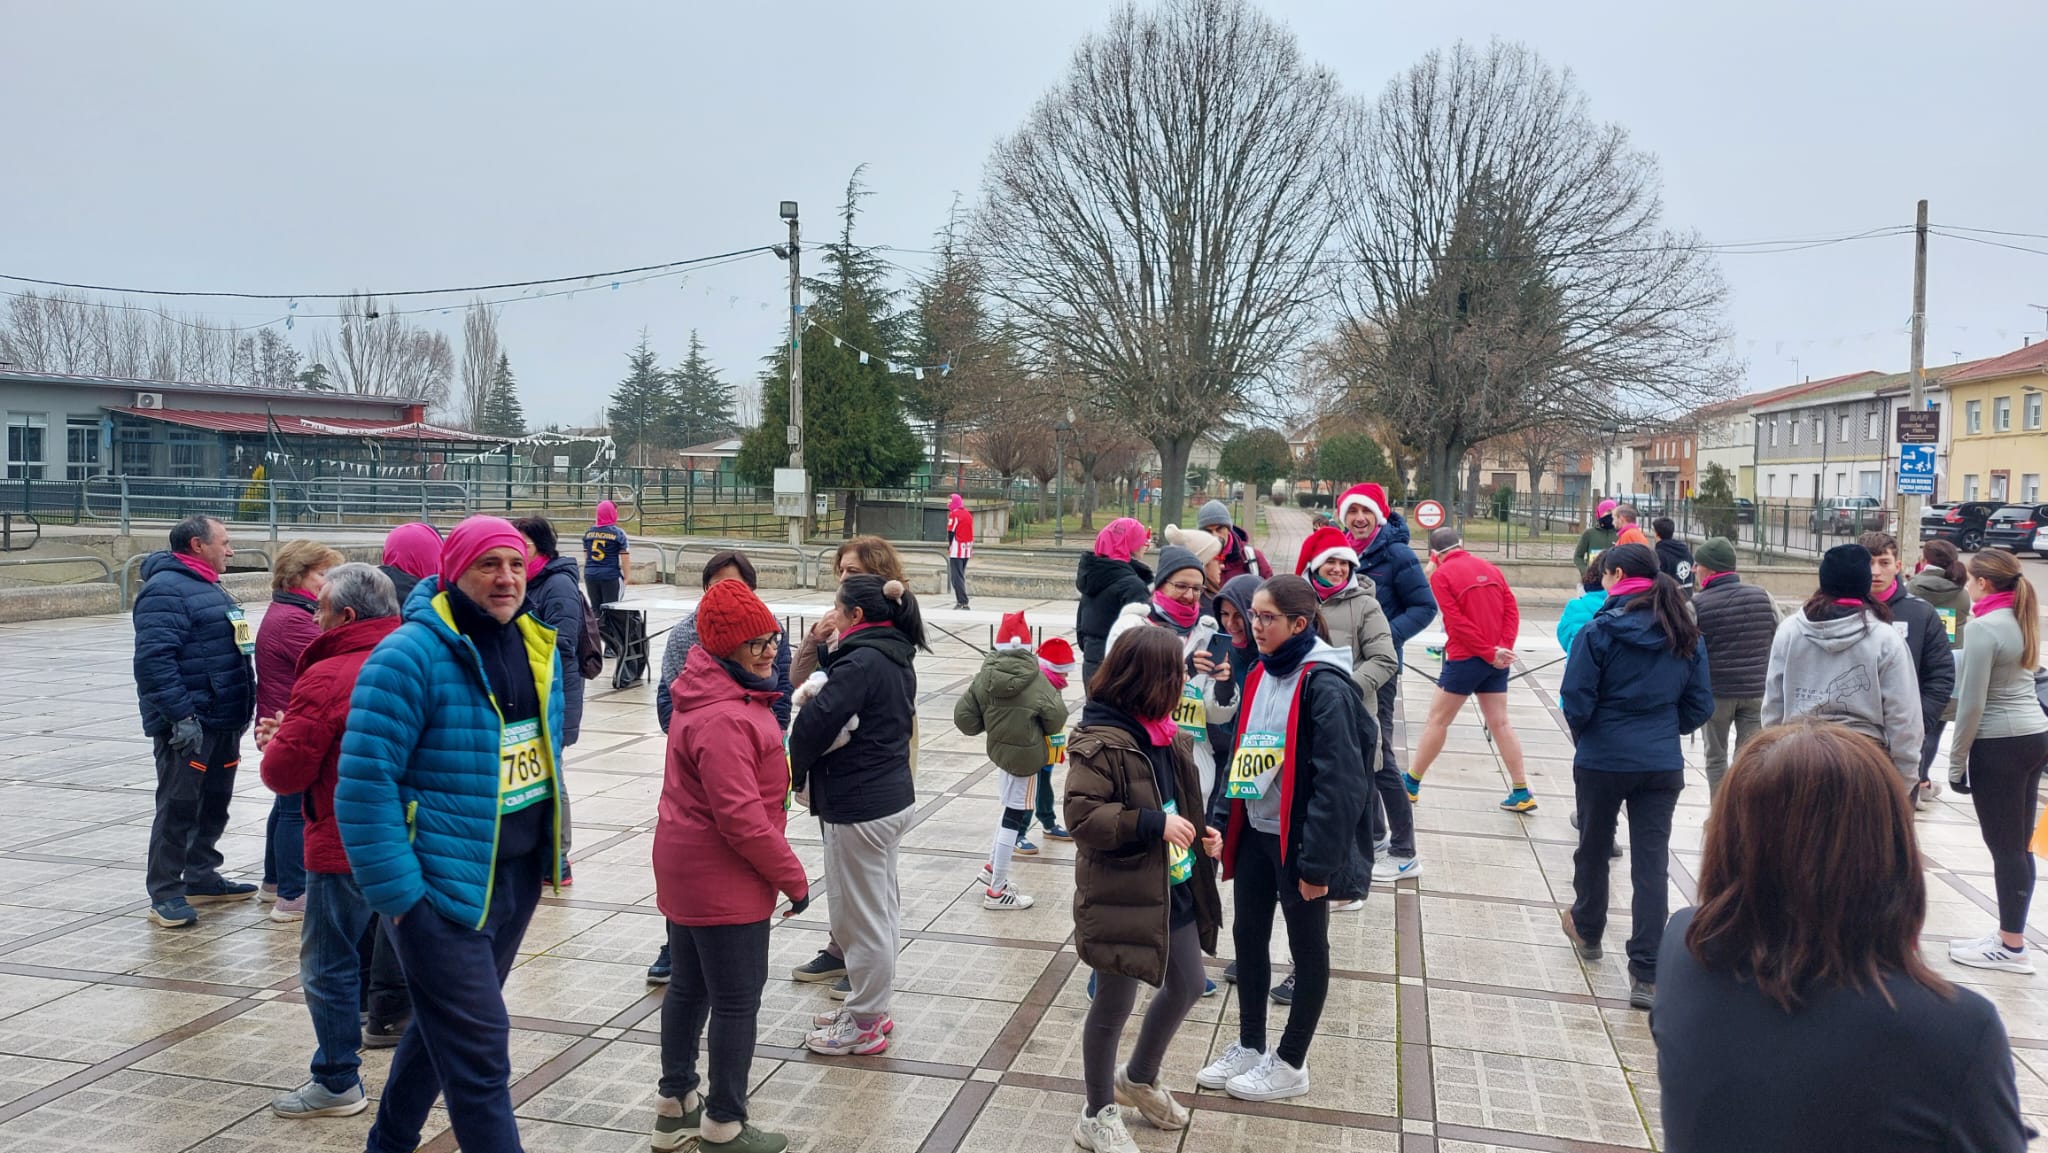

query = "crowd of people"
[122, 487, 2048, 1153]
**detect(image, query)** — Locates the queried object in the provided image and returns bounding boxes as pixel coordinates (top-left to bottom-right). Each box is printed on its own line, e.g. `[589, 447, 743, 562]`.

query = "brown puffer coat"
[1064, 723, 1222, 986]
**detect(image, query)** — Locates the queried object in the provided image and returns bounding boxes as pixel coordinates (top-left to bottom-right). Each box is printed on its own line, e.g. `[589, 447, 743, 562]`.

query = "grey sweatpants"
[821, 804, 916, 1018]
[1701, 696, 1763, 800]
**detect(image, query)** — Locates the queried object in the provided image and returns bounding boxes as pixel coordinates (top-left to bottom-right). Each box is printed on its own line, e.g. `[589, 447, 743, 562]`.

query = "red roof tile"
[1939, 343, 2048, 386]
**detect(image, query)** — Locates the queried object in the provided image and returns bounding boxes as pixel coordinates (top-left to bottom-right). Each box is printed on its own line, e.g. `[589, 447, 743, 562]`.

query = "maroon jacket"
[255, 589, 321, 720]
[655, 644, 808, 926]
[258, 615, 402, 874]
[1216, 525, 1273, 584]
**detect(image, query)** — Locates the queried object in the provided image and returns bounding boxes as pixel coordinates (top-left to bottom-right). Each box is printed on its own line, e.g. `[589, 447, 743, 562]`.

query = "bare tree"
[975, 0, 1344, 520]
[1496, 422, 1593, 503]
[0, 289, 265, 383]
[458, 299, 502, 431]
[1335, 39, 1734, 508]
[311, 295, 455, 408]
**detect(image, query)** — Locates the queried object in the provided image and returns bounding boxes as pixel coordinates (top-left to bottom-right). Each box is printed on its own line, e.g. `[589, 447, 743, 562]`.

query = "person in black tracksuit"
[1861, 532, 1955, 809]
[1652, 517, 1696, 598]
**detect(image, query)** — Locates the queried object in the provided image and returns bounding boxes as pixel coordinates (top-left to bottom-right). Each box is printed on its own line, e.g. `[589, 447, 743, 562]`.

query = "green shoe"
[650, 1094, 703, 1151]
[702, 1122, 790, 1153]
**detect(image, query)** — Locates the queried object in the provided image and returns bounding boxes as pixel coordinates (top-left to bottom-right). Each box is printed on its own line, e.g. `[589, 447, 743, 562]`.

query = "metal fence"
[1477, 497, 1899, 565]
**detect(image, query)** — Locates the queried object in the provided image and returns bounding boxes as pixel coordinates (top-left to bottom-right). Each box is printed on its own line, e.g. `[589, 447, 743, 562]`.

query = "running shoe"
[1195, 1043, 1264, 1090]
[1499, 787, 1537, 812]
[983, 881, 1035, 911]
[1014, 834, 1041, 856]
[1401, 772, 1422, 804]
[1224, 1051, 1310, 1102]
[1950, 935, 2036, 974]
[1372, 855, 1421, 882]
[805, 1012, 889, 1056]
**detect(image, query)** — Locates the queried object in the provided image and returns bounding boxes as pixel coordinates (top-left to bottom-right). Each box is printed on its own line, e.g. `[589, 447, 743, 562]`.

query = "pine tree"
[736, 168, 921, 491]
[480, 353, 527, 437]
[608, 332, 670, 466]
[665, 330, 735, 449]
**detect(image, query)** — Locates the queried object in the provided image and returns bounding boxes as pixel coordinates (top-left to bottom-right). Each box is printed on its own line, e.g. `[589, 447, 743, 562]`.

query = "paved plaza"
[1, 513, 2046, 1151]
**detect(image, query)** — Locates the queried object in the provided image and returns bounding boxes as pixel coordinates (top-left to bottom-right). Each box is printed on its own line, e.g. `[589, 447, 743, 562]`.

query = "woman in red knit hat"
[650, 578, 808, 1153]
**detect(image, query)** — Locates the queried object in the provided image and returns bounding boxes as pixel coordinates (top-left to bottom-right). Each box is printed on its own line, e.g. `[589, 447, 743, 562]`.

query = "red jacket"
[258, 615, 402, 874]
[654, 644, 809, 926]
[1429, 548, 1520, 662]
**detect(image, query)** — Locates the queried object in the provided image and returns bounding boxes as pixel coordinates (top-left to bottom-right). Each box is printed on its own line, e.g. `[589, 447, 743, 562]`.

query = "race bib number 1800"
[499, 718, 552, 815]
[1227, 732, 1283, 800]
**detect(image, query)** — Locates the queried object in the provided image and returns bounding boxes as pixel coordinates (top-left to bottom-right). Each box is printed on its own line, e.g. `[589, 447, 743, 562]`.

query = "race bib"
[1162, 799, 1193, 885]
[1046, 731, 1067, 766]
[1892, 621, 1911, 642]
[498, 718, 552, 815]
[1171, 682, 1208, 741]
[226, 607, 255, 655]
[1937, 607, 1957, 642]
[1227, 732, 1283, 800]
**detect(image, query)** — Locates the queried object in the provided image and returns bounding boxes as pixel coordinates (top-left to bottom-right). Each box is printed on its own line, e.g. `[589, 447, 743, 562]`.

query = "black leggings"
[660, 918, 770, 1125]
[1232, 829, 1330, 1068]
[1967, 731, 2048, 935]
[1083, 920, 1205, 1114]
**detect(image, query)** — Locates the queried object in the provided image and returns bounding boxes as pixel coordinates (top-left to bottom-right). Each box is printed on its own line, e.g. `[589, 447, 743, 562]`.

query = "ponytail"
[1968, 549, 2039, 667]
[1920, 539, 1967, 586]
[1598, 543, 1699, 656]
[838, 574, 931, 651]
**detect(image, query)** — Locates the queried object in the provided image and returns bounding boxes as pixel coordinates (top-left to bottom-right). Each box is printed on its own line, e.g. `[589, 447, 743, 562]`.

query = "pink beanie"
[381, 522, 442, 580]
[441, 515, 531, 589]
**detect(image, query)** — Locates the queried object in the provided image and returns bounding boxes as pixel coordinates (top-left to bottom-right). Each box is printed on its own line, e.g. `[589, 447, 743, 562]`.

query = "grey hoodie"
[1763, 609, 1924, 782]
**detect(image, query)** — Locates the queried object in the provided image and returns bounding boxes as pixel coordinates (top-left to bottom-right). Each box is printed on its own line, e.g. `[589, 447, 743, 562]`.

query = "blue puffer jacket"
[526, 556, 587, 746]
[1357, 514, 1437, 655]
[1560, 592, 1714, 774]
[1554, 589, 1608, 655]
[335, 577, 566, 928]
[131, 551, 255, 736]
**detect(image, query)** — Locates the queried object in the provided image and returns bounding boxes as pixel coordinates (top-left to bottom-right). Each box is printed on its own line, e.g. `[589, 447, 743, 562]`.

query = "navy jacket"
[526, 556, 588, 746]
[132, 551, 256, 736]
[1357, 514, 1437, 654]
[1561, 592, 1714, 773]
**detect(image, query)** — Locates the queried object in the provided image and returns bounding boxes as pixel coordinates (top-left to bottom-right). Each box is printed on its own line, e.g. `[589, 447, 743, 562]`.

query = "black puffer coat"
[1691, 574, 1778, 700]
[1881, 581, 1956, 731]
[1222, 663, 1377, 900]
[1075, 552, 1154, 670]
[789, 626, 919, 824]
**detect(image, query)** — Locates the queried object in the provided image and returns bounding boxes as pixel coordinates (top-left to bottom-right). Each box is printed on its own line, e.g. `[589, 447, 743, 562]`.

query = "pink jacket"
[255, 589, 321, 719]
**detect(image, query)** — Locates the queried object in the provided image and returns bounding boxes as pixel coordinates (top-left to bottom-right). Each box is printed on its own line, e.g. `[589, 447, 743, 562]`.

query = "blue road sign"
[1899, 444, 1936, 494]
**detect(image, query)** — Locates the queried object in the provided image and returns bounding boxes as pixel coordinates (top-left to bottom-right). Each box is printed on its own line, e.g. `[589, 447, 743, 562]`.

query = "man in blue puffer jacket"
[134, 514, 259, 927]
[336, 516, 566, 1153]
[1338, 483, 1437, 882]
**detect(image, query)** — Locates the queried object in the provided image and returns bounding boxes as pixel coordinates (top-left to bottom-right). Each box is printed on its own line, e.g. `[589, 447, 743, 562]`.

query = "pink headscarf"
[1093, 517, 1150, 562]
[1596, 499, 1618, 519]
[441, 515, 530, 590]
[947, 493, 965, 512]
[381, 522, 442, 580]
[595, 500, 619, 527]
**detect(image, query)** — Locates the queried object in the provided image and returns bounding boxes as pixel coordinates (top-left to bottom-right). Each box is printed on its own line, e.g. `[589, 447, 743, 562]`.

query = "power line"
[1927, 229, 2048, 258]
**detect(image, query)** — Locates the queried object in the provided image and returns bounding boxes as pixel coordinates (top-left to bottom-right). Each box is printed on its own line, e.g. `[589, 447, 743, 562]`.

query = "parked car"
[1733, 497, 1756, 526]
[1810, 496, 1889, 536]
[1919, 500, 2002, 551]
[1985, 503, 2048, 556]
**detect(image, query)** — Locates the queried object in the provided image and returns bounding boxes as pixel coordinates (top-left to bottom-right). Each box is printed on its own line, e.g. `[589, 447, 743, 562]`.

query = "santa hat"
[995, 611, 1032, 650]
[1337, 482, 1388, 523]
[1036, 636, 1077, 670]
[1295, 525, 1360, 576]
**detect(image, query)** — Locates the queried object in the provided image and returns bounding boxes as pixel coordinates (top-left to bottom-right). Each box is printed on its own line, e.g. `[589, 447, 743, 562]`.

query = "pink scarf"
[1151, 591, 1200, 629]
[174, 553, 219, 583]
[1139, 714, 1179, 746]
[1349, 525, 1379, 554]
[1703, 571, 1737, 587]
[1038, 660, 1070, 691]
[1879, 579, 1900, 603]
[1608, 576, 1654, 597]
[838, 621, 885, 642]
[1309, 570, 1350, 602]
[1974, 591, 2017, 618]
[1835, 598, 1867, 608]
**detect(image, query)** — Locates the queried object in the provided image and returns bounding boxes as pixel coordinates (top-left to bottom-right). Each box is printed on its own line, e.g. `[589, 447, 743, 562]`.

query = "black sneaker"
[1222, 960, 1238, 985]
[362, 1015, 409, 1049]
[1269, 974, 1295, 1005]
[1629, 978, 1656, 1011]
[185, 879, 259, 904]
[792, 949, 847, 983]
[647, 943, 672, 985]
[149, 898, 197, 928]
[829, 976, 850, 1000]
[1560, 910, 1602, 962]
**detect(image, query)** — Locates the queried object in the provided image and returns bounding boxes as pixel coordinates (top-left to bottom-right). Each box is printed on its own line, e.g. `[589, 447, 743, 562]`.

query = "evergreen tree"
[480, 352, 527, 437]
[905, 200, 994, 478]
[665, 330, 735, 448]
[608, 332, 669, 466]
[737, 169, 921, 491]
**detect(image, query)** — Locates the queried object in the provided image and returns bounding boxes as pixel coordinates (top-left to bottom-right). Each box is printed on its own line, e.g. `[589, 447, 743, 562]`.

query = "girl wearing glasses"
[651, 579, 808, 1153]
[1199, 575, 1374, 1104]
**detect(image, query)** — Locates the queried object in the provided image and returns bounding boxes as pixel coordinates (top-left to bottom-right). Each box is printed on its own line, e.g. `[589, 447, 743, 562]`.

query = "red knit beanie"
[695, 579, 780, 659]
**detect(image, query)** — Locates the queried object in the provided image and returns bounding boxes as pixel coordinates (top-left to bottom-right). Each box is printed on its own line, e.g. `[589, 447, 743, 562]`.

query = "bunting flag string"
[807, 317, 952, 379]
[445, 430, 619, 466]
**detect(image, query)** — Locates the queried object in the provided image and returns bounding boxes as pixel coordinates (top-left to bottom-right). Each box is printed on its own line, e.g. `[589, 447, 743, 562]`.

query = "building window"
[1766, 472, 1777, 497]
[1867, 410, 1881, 439]
[1965, 474, 1980, 499]
[167, 430, 204, 479]
[2026, 474, 2042, 504]
[1791, 421, 1801, 446]
[1684, 441, 1692, 459]
[1838, 414, 1850, 442]
[1813, 417, 1824, 443]
[2029, 393, 2043, 431]
[1967, 399, 1983, 434]
[1768, 419, 1778, 447]
[6, 413, 47, 480]
[1995, 396, 2012, 432]
[64, 417, 101, 481]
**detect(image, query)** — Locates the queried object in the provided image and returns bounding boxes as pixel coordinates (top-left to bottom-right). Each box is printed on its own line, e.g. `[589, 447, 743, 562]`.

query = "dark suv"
[1919, 500, 2002, 551]
[1985, 503, 2048, 556]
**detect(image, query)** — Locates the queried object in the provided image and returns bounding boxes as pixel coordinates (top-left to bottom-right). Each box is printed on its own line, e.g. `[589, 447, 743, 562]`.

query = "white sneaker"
[976, 863, 994, 890]
[1914, 780, 1942, 812]
[1224, 1050, 1310, 1101]
[1333, 899, 1366, 912]
[1072, 1104, 1140, 1153]
[1195, 1042, 1264, 1090]
[983, 880, 1035, 911]
[1951, 936, 2036, 974]
[1372, 833, 1391, 857]
[1114, 1066, 1189, 1130]
[1373, 854, 1422, 882]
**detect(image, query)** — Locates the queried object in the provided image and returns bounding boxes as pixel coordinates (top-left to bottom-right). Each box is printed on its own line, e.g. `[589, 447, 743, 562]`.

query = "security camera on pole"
[773, 201, 806, 547]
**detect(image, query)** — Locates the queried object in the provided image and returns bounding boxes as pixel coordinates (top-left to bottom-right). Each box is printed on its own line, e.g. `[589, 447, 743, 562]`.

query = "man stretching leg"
[1401, 527, 1534, 812]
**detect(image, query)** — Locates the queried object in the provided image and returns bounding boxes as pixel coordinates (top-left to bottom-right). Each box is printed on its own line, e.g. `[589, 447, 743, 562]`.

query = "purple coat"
[255, 589, 321, 719]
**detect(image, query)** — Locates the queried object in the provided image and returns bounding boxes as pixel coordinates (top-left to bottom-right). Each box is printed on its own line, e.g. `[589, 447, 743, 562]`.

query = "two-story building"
[1938, 342, 2048, 505]
[1633, 427, 1697, 504]
[1751, 371, 1892, 503]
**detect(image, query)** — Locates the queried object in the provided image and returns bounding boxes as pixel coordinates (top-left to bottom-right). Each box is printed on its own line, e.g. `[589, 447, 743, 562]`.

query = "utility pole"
[779, 201, 803, 548]
[1903, 199, 1928, 531]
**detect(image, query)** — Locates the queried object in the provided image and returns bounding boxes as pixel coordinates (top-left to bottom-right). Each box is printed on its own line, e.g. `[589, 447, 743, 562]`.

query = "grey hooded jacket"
[1762, 608, 1924, 782]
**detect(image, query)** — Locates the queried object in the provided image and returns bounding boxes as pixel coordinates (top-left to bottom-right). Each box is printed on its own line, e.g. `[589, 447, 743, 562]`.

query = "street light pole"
[778, 201, 802, 548]
[1054, 418, 1072, 546]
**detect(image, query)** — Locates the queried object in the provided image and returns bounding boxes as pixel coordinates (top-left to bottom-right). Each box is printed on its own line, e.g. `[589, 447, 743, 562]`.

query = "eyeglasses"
[742, 633, 784, 656]
[1250, 611, 1292, 628]
[1162, 581, 1204, 596]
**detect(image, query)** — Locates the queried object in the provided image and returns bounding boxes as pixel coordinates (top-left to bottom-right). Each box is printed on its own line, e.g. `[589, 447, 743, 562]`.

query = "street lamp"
[1053, 418, 1074, 546]
[775, 201, 802, 547]
[1598, 422, 1621, 502]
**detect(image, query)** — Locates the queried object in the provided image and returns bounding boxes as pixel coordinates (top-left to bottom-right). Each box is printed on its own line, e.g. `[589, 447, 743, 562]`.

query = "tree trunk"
[1155, 433, 1195, 528]
[1081, 476, 1097, 533]
[1464, 455, 1482, 520]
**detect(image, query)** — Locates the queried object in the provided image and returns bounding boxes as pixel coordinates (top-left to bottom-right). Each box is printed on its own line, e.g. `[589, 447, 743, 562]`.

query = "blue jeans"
[301, 870, 374, 1093]
[262, 793, 307, 901]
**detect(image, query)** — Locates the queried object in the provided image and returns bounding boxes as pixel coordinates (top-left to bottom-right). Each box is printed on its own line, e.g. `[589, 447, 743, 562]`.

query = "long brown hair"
[834, 536, 907, 583]
[1088, 625, 1185, 720]
[1968, 547, 2040, 667]
[1687, 720, 1947, 1011]
[1919, 538, 1966, 585]
[1257, 574, 1332, 643]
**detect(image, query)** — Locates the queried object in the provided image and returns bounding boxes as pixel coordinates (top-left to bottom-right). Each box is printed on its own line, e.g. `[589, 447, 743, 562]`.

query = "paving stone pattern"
[1, 504, 2043, 1151]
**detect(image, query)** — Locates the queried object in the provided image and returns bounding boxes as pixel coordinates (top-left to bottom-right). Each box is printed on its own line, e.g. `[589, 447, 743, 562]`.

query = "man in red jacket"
[1401, 527, 1536, 812]
[255, 563, 405, 1120]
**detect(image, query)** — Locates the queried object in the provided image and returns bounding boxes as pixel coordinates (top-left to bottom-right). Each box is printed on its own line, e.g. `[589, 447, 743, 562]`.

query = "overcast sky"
[5, 0, 2044, 426]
